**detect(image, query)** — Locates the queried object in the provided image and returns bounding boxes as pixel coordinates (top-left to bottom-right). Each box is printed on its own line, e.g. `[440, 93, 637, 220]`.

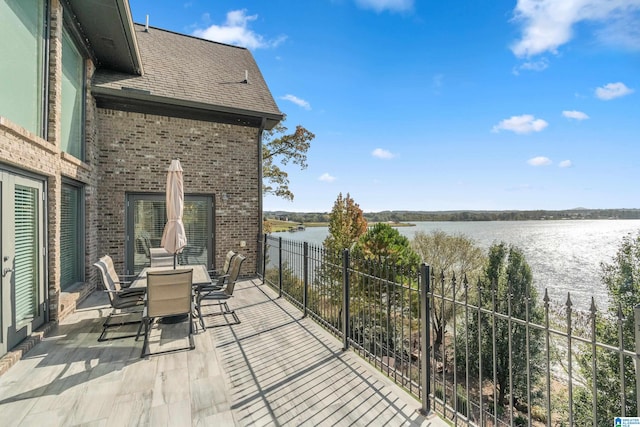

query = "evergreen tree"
[354, 223, 420, 270]
[458, 243, 544, 407]
[352, 223, 420, 356]
[575, 232, 640, 425]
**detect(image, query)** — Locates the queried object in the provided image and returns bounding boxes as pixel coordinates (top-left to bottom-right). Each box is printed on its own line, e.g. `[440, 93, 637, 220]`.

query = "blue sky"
[129, 0, 640, 213]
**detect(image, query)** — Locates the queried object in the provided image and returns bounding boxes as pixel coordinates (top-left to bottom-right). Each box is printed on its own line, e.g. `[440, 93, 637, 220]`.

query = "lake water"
[273, 220, 640, 311]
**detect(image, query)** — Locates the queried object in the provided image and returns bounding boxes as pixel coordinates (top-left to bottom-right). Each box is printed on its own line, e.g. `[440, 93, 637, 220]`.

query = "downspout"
[257, 117, 267, 275]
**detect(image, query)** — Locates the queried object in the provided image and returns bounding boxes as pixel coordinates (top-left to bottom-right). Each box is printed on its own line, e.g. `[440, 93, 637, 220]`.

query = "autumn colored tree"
[262, 115, 315, 200]
[323, 193, 368, 254]
[315, 193, 367, 327]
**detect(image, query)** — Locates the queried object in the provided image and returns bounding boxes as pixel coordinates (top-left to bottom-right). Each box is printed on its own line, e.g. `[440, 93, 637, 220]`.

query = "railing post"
[635, 305, 640, 414]
[342, 248, 350, 351]
[278, 237, 283, 298]
[303, 242, 309, 317]
[262, 233, 267, 280]
[420, 263, 431, 415]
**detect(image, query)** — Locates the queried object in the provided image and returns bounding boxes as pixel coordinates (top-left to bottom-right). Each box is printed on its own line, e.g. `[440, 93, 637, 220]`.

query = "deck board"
[0, 278, 447, 426]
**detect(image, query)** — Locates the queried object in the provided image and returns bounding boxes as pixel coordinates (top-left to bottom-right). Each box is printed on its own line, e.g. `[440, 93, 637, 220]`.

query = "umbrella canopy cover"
[161, 159, 188, 255]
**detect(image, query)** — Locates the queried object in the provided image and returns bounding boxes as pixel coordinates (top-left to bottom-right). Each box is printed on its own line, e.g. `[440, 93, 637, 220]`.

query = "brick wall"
[95, 109, 261, 278]
[0, 0, 99, 327]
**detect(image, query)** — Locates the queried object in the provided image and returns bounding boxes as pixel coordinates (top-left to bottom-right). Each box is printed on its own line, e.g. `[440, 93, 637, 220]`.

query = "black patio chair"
[195, 253, 245, 329]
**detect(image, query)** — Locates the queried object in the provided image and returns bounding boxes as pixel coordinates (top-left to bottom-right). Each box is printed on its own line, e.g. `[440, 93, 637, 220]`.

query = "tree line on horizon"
[266, 208, 640, 224]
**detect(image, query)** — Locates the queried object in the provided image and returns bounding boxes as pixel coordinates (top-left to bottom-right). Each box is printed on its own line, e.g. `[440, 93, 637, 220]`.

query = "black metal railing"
[259, 234, 640, 426]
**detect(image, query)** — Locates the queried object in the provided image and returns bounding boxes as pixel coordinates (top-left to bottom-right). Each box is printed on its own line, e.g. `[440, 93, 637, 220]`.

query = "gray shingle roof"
[93, 24, 282, 125]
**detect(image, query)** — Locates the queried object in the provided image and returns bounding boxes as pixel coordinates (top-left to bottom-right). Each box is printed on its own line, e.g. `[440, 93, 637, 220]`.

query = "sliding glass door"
[126, 194, 214, 275]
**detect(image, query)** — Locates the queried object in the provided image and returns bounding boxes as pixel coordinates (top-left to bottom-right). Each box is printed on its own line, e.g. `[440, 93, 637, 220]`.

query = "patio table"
[132, 264, 211, 288]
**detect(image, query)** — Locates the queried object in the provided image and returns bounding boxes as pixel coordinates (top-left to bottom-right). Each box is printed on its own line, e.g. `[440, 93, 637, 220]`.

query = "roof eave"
[92, 86, 283, 129]
[66, 0, 143, 75]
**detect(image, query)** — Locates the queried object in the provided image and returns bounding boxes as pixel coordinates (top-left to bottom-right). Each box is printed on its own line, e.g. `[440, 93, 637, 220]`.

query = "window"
[0, 0, 47, 136]
[61, 182, 84, 289]
[126, 194, 214, 274]
[61, 26, 85, 159]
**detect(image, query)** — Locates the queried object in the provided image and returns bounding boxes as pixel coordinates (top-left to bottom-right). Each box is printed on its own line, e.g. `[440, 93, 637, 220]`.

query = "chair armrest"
[103, 288, 146, 298]
[120, 287, 146, 297]
[117, 275, 140, 288]
[195, 283, 223, 292]
[209, 273, 230, 283]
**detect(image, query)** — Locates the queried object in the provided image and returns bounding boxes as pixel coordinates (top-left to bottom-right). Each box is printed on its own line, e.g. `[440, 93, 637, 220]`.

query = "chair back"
[93, 259, 117, 304]
[146, 268, 193, 318]
[224, 254, 246, 296]
[221, 250, 236, 274]
[100, 255, 126, 291]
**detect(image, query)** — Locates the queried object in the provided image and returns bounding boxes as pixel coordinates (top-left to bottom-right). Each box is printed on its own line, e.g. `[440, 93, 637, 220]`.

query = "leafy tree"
[411, 230, 485, 349]
[317, 193, 368, 325]
[575, 231, 640, 425]
[458, 243, 544, 407]
[262, 115, 315, 201]
[323, 193, 368, 253]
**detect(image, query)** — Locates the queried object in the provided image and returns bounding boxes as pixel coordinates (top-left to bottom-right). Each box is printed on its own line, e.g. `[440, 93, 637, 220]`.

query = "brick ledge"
[0, 321, 56, 377]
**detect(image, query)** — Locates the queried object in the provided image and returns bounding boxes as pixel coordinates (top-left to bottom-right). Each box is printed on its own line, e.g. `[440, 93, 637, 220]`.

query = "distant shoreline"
[266, 208, 640, 226]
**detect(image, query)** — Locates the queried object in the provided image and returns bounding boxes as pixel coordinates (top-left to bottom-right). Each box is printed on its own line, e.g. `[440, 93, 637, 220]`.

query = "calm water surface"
[274, 220, 640, 311]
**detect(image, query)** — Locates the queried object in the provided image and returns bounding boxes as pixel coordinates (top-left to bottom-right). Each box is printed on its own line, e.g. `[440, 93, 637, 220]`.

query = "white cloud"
[595, 82, 634, 100]
[319, 173, 336, 182]
[192, 9, 286, 49]
[513, 58, 549, 75]
[596, 12, 640, 50]
[372, 148, 396, 159]
[559, 160, 573, 168]
[280, 94, 311, 110]
[528, 156, 552, 166]
[354, 0, 413, 13]
[492, 114, 548, 134]
[562, 110, 589, 120]
[511, 0, 640, 57]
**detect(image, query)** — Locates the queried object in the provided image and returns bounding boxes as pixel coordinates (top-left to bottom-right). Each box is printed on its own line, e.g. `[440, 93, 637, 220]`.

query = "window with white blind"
[127, 194, 214, 274]
[14, 184, 40, 323]
[61, 182, 84, 290]
[0, 0, 47, 136]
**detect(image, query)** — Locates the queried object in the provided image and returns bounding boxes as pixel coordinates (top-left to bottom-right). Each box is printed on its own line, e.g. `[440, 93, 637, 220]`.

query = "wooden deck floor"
[0, 278, 448, 426]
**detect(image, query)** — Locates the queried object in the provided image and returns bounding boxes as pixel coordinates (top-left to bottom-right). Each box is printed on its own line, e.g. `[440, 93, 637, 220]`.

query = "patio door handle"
[2, 267, 12, 277]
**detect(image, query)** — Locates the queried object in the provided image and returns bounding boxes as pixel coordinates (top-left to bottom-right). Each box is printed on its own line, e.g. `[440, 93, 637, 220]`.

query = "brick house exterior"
[0, 0, 281, 371]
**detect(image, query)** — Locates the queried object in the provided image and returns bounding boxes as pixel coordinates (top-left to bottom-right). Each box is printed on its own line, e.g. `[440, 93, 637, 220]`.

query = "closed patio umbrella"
[161, 159, 187, 268]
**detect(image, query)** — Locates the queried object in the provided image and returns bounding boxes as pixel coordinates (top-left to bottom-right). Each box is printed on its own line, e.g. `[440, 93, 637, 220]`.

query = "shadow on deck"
[0, 278, 448, 426]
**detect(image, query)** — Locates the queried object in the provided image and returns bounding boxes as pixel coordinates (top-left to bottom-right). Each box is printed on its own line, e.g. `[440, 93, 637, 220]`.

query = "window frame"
[60, 23, 86, 160]
[0, 0, 50, 137]
[60, 178, 85, 290]
[125, 193, 215, 275]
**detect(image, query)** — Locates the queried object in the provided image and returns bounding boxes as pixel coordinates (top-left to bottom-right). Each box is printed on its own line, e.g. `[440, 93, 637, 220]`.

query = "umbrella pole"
[174, 253, 177, 269]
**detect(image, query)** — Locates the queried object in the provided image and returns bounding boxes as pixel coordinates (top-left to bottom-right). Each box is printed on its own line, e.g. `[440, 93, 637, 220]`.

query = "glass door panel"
[0, 171, 45, 357]
[127, 194, 214, 275]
